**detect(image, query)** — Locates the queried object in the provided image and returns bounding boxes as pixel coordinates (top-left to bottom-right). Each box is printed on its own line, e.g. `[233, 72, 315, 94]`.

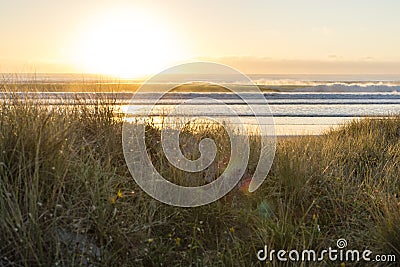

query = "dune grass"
[0, 95, 399, 266]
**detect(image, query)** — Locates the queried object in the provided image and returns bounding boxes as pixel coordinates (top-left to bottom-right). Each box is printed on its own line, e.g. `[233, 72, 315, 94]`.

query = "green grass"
[0, 95, 399, 266]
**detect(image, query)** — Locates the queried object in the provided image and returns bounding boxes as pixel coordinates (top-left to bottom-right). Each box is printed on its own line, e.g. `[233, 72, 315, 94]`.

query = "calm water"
[121, 92, 400, 135]
[7, 91, 400, 135]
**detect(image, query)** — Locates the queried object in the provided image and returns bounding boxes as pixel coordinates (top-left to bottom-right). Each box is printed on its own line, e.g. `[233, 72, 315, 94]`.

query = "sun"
[74, 9, 186, 79]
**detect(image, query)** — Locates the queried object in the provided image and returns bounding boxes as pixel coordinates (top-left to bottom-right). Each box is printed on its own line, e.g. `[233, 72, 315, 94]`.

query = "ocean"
[2, 73, 400, 135]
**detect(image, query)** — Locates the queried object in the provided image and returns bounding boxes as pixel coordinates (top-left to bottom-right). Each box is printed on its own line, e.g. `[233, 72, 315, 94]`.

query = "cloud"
[201, 56, 400, 75]
[0, 58, 77, 73]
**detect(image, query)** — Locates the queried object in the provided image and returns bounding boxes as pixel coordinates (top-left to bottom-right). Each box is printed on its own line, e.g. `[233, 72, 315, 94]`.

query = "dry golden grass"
[0, 93, 399, 266]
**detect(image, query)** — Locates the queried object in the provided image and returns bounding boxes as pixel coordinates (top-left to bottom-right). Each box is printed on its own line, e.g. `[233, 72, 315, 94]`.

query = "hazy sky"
[1, 0, 400, 76]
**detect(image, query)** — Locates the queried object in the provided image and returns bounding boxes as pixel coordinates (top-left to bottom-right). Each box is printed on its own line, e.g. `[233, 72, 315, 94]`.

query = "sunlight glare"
[75, 9, 186, 78]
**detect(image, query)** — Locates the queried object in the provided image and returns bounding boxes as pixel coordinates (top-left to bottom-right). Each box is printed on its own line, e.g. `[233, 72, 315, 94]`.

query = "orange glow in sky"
[72, 9, 188, 78]
[1, 0, 400, 75]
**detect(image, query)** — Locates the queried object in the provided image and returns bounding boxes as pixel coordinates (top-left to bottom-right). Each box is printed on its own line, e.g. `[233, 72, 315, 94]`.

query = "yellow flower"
[341, 262, 345, 267]
[109, 196, 117, 204]
[229, 227, 235, 234]
[117, 189, 123, 198]
[175, 237, 181, 246]
[312, 213, 317, 220]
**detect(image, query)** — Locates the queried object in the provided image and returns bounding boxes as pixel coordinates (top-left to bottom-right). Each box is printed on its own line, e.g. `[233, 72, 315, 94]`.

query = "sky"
[1, 0, 400, 77]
